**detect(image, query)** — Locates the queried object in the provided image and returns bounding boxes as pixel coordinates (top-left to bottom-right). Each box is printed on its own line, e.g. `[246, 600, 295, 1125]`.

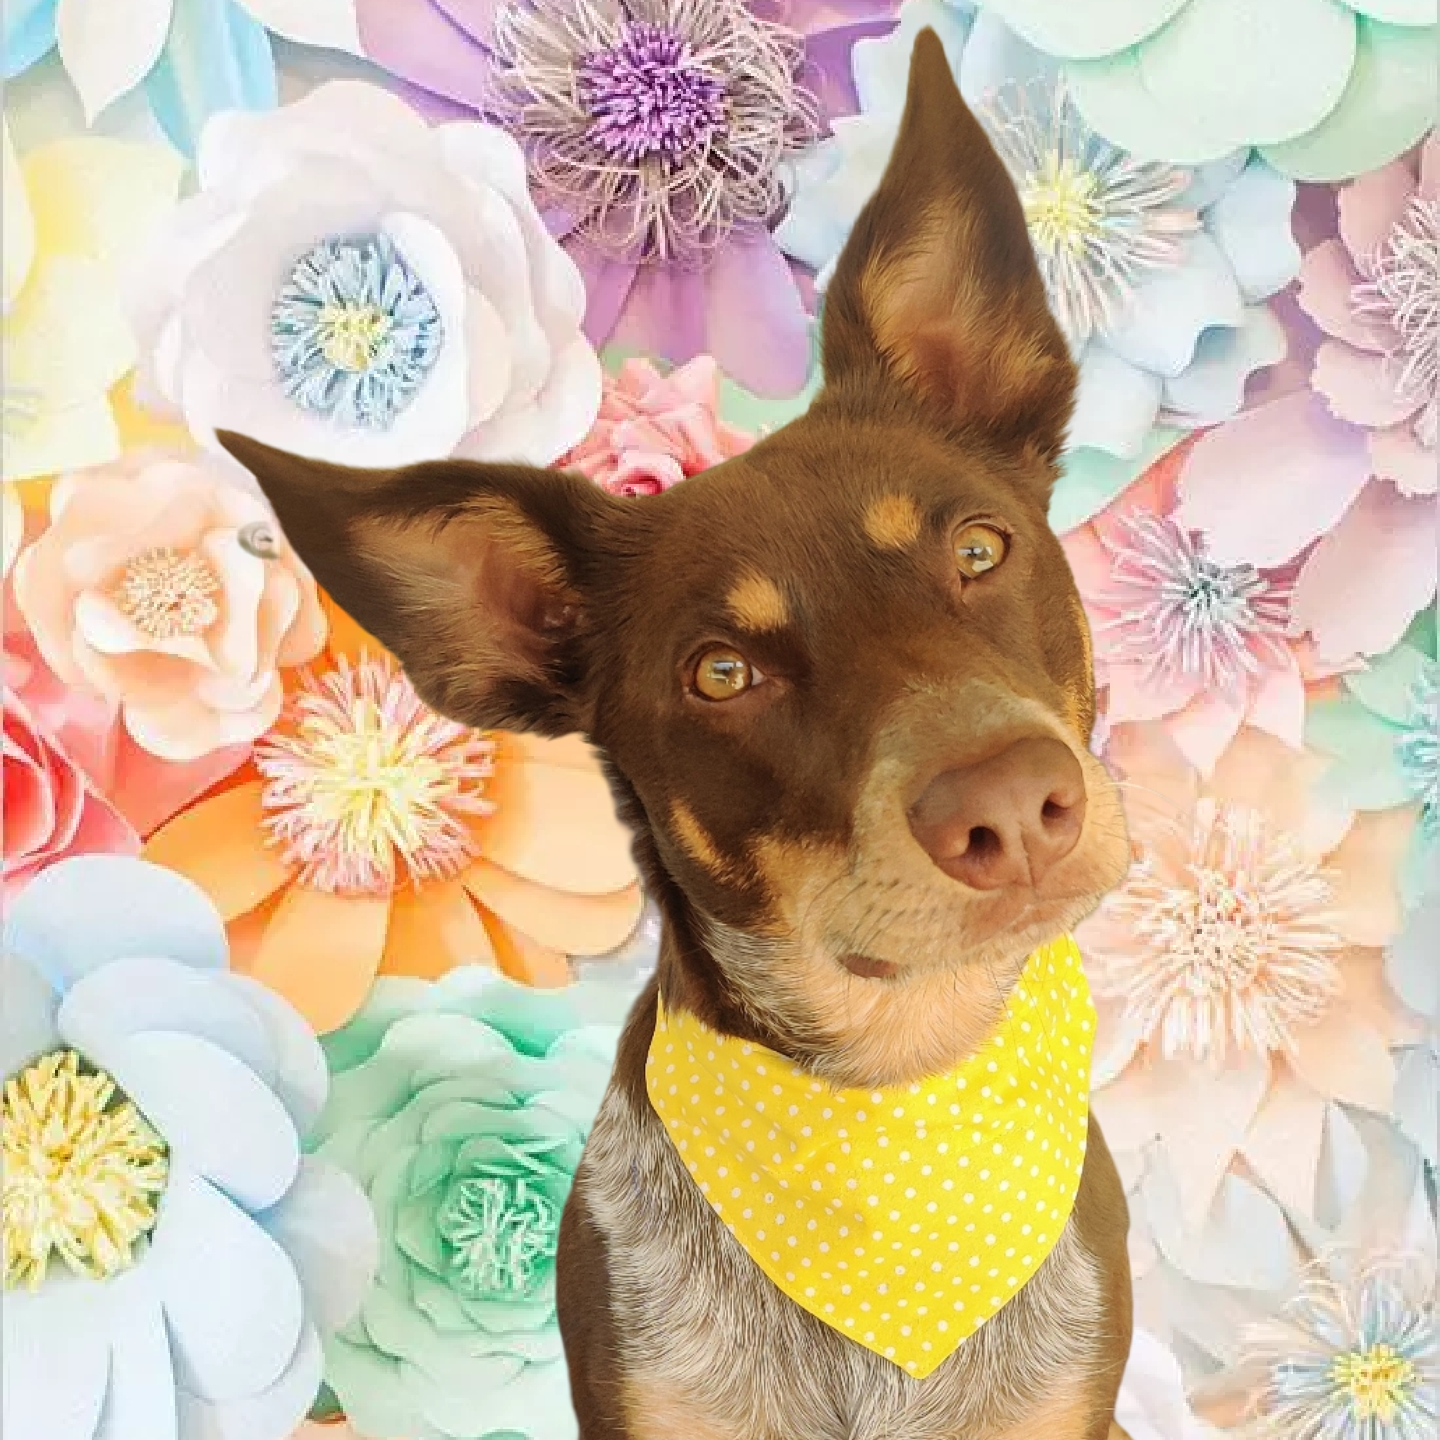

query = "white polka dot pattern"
[645, 935, 1095, 1378]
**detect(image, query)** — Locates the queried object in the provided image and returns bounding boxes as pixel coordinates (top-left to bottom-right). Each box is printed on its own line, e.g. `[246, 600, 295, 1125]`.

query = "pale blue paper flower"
[1, 0, 361, 158]
[974, 0, 1439, 183]
[776, 1, 1299, 532]
[1, 855, 376, 1440]
[309, 965, 646, 1440]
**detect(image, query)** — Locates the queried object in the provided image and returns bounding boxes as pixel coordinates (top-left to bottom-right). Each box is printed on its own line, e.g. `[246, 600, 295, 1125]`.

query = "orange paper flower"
[145, 599, 643, 1031]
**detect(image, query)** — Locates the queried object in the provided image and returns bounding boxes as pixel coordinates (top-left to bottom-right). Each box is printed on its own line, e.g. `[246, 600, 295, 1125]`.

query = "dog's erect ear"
[820, 28, 1074, 469]
[217, 432, 614, 735]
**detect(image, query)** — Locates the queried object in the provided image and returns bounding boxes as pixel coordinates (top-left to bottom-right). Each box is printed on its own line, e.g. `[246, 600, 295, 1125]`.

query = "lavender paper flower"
[356, 0, 903, 397]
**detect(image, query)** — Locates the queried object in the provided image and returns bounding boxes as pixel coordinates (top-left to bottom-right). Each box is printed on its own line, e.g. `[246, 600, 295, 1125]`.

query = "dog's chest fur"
[576, 1040, 1113, 1440]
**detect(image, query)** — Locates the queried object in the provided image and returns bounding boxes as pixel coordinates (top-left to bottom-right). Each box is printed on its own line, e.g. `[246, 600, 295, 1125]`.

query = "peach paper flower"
[12, 450, 327, 761]
[1064, 438, 1331, 776]
[1082, 724, 1420, 1230]
[144, 602, 644, 1033]
[557, 355, 755, 495]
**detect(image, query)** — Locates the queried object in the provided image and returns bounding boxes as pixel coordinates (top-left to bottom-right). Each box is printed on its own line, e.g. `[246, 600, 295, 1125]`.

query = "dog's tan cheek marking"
[726, 572, 788, 631]
[863, 493, 922, 550]
[671, 799, 738, 882]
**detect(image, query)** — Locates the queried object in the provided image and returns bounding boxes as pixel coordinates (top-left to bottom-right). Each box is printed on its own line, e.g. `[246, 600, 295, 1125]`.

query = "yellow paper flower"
[1, 118, 183, 484]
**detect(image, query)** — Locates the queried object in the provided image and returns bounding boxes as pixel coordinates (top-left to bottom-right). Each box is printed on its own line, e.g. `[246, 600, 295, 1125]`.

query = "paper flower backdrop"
[1, 2, 1436, 1438]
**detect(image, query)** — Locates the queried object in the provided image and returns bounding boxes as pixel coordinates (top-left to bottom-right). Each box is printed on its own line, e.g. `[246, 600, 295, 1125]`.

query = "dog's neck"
[650, 903, 1031, 1091]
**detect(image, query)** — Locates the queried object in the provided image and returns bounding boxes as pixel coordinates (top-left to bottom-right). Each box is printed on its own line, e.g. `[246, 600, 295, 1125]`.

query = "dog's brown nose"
[907, 738, 1086, 890]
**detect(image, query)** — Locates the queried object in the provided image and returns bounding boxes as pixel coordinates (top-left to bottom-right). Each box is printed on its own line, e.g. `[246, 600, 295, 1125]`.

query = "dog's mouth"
[837, 953, 902, 981]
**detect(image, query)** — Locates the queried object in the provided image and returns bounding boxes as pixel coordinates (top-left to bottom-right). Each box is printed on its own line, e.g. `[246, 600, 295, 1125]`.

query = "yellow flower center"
[317, 303, 393, 372]
[114, 546, 221, 640]
[1330, 1343, 1417, 1423]
[1022, 156, 1101, 260]
[2, 1050, 169, 1289]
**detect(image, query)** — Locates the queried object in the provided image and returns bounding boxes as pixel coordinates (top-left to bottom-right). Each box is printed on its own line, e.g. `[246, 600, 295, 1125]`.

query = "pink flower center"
[1091, 799, 1343, 1062]
[113, 547, 220, 640]
[255, 653, 497, 896]
[1097, 512, 1293, 696]
[1352, 195, 1440, 449]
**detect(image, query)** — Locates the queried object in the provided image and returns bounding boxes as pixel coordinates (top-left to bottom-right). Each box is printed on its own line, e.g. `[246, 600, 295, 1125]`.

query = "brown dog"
[221, 27, 1135, 1440]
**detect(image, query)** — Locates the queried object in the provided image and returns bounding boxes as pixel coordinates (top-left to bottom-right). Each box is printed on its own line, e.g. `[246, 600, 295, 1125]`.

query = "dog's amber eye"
[953, 523, 1008, 578]
[694, 646, 756, 700]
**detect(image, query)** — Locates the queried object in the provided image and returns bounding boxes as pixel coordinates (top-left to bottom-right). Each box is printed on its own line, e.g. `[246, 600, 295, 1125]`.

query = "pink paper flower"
[1065, 439, 1321, 776]
[1177, 138, 1439, 665]
[1082, 724, 1420, 1233]
[12, 450, 327, 762]
[557, 356, 756, 495]
[2, 671, 138, 901]
[1299, 133, 1438, 499]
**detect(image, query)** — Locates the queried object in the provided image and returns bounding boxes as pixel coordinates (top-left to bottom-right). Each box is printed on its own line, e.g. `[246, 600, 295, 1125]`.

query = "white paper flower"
[1, 855, 377, 1440]
[128, 81, 603, 472]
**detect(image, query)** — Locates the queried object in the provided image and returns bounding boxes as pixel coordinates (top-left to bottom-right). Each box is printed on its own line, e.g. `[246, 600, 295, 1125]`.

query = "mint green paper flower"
[975, 0, 1438, 181]
[1307, 611, 1438, 909]
[307, 967, 643, 1440]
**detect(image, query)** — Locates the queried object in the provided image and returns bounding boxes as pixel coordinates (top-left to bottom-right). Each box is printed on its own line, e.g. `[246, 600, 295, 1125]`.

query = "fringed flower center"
[1352, 196, 1440, 448]
[1094, 799, 1344, 1062]
[1098, 512, 1293, 695]
[578, 21, 727, 164]
[2, 1050, 169, 1289]
[979, 77, 1198, 348]
[489, 0, 819, 262]
[438, 1174, 560, 1299]
[1395, 663, 1439, 835]
[1330, 1343, 1419, 1424]
[270, 233, 443, 431]
[256, 653, 496, 896]
[113, 545, 221, 640]
[1244, 1257, 1437, 1440]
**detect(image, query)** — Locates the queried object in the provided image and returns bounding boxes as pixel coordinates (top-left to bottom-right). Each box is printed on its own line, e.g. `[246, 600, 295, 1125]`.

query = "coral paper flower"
[144, 621, 643, 1033]
[2, 677, 139, 900]
[1, 119, 183, 483]
[355, 0, 901, 397]
[1298, 132, 1438, 498]
[3, 0, 362, 156]
[12, 449, 327, 762]
[1, 855, 377, 1440]
[976, 0, 1439, 181]
[308, 965, 644, 1440]
[1064, 437, 1313, 776]
[128, 81, 602, 471]
[1082, 723, 1419, 1228]
[778, 3, 1297, 496]
[557, 355, 756, 494]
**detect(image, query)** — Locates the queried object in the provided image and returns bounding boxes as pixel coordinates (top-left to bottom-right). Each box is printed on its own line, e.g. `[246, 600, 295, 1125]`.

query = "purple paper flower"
[356, 0, 901, 396]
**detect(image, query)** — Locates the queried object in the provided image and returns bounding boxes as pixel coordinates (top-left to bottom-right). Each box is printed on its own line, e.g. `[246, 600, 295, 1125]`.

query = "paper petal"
[4, 854, 227, 992]
[55, 0, 170, 123]
[0, 1270, 109, 1440]
[149, 1166, 305, 1403]
[99, 1289, 178, 1440]
[258, 1157, 377, 1334]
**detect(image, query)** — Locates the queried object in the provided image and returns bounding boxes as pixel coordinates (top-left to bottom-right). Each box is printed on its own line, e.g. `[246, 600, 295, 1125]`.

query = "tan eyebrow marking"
[863, 494, 922, 550]
[671, 800, 739, 882]
[726, 572, 789, 632]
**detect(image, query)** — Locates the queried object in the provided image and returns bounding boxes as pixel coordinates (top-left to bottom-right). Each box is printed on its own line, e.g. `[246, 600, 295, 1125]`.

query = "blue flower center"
[436, 1174, 559, 1299]
[578, 21, 727, 165]
[270, 233, 443, 431]
[1395, 664, 1439, 832]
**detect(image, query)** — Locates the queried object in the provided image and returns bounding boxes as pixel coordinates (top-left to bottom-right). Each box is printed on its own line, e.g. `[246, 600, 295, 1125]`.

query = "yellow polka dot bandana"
[646, 934, 1094, 1378]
